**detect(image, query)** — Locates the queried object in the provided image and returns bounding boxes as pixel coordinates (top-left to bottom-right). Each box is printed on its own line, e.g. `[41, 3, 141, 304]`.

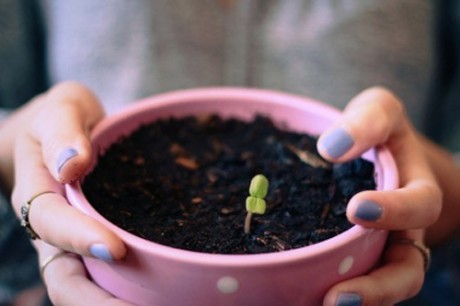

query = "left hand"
[5, 82, 129, 305]
[317, 87, 441, 306]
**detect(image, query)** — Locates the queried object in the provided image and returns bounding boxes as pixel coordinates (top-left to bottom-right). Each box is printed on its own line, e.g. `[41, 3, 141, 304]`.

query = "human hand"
[316, 87, 442, 306]
[9, 82, 130, 305]
[37, 242, 132, 306]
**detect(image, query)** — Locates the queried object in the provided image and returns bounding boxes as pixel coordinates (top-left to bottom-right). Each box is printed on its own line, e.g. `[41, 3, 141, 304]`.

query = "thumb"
[29, 81, 105, 184]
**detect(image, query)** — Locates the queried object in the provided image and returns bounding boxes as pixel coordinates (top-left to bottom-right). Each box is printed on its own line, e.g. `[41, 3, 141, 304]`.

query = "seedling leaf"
[249, 174, 269, 198]
[246, 196, 266, 214]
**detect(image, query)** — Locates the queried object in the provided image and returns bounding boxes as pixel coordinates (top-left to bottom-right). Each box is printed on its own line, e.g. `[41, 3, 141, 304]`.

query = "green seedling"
[244, 174, 269, 234]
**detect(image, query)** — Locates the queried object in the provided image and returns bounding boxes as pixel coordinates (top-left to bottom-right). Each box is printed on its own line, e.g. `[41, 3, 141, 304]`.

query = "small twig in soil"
[175, 157, 199, 170]
[285, 143, 330, 169]
[191, 197, 203, 204]
[169, 143, 186, 156]
[244, 174, 269, 234]
[271, 236, 288, 251]
[320, 203, 331, 225]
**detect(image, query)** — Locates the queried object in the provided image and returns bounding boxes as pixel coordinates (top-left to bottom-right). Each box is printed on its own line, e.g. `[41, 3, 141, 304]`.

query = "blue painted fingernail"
[56, 147, 78, 174]
[355, 200, 382, 221]
[320, 128, 354, 159]
[90, 243, 113, 261]
[336, 292, 362, 306]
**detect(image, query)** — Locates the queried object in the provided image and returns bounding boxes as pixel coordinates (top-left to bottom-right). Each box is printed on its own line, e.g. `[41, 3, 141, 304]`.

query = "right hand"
[317, 87, 442, 306]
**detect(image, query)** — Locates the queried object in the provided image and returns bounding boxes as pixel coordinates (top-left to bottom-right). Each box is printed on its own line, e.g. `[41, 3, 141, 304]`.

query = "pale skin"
[1, 82, 459, 306]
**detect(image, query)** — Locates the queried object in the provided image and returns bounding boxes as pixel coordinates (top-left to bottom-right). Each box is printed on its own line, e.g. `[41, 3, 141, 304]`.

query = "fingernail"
[336, 292, 362, 306]
[355, 200, 382, 221]
[90, 243, 113, 261]
[56, 147, 78, 174]
[320, 128, 354, 159]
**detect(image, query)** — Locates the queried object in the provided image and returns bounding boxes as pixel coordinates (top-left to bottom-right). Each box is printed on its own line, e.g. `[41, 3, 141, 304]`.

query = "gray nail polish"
[90, 243, 113, 261]
[336, 292, 362, 306]
[355, 200, 382, 221]
[320, 128, 354, 159]
[56, 147, 78, 174]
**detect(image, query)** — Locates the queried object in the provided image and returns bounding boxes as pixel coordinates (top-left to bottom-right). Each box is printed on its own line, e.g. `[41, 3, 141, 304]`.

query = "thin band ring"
[390, 238, 431, 272]
[20, 191, 56, 240]
[40, 251, 80, 280]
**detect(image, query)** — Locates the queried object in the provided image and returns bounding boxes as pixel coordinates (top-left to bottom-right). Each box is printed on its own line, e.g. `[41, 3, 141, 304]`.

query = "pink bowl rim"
[66, 87, 397, 267]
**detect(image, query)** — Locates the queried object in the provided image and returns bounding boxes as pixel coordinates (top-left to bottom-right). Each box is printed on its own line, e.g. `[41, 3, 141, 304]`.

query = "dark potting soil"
[83, 115, 376, 255]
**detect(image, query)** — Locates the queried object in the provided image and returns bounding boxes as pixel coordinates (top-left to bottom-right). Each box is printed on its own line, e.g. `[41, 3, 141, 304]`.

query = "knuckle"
[347, 87, 406, 144]
[47, 81, 99, 110]
[366, 87, 405, 120]
[52, 81, 91, 97]
[44, 81, 104, 125]
[421, 182, 443, 225]
[430, 188, 442, 220]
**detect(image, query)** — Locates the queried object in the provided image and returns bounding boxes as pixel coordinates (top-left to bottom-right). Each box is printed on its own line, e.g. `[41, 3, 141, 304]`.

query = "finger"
[12, 133, 126, 260]
[346, 178, 440, 230]
[323, 231, 426, 306]
[29, 81, 105, 184]
[39, 243, 133, 306]
[318, 87, 407, 162]
[317, 87, 441, 229]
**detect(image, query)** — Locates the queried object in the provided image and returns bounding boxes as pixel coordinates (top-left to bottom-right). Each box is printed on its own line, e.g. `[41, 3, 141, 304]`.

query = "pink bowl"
[66, 87, 398, 306]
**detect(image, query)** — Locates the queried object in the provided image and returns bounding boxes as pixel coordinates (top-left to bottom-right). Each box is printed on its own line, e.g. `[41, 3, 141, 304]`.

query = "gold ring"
[20, 191, 56, 240]
[40, 251, 80, 280]
[390, 238, 431, 272]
